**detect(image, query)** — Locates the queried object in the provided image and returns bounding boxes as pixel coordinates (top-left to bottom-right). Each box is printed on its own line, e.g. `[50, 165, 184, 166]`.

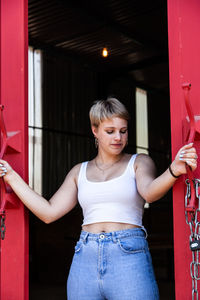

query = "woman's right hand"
[170, 143, 197, 176]
[0, 159, 14, 183]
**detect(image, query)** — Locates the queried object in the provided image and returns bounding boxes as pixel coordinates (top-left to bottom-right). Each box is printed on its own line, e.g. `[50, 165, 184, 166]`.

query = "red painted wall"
[168, 0, 200, 298]
[0, 0, 28, 299]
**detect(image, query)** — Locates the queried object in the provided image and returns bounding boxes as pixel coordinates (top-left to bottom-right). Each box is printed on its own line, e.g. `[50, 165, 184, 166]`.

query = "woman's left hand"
[170, 143, 198, 176]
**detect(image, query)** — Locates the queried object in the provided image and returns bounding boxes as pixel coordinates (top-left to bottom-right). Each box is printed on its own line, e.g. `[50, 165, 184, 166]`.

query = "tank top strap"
[127, 154, 138, 177]
[78, 161, 88, 186]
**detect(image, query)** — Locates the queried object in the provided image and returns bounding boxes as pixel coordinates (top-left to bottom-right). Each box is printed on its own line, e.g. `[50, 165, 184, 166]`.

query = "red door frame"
[168, 0, 200, 298]
[0, 0, 29, 299]
[0, 0, 200, 299]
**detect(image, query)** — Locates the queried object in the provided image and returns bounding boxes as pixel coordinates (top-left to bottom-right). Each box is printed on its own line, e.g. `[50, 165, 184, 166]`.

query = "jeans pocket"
[74, 240, 83, 253]
[118, 236, 146, 254]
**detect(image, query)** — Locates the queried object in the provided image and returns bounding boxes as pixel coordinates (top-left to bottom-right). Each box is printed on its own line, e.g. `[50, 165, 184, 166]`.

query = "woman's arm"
[135, 143, 197, 203]
[0, 159, 80, 223]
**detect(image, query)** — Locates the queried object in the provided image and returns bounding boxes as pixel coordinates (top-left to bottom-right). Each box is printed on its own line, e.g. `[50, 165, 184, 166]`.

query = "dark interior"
[28, 1, 174, 299]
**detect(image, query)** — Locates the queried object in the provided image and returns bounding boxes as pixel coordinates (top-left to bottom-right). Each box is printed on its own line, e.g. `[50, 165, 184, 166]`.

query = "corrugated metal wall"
[42, 51, 136, 198]
[42, 52, 98, 198]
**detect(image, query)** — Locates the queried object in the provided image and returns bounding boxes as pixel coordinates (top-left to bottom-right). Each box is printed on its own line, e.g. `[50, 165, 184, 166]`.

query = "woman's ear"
[91, 125, 98, 137]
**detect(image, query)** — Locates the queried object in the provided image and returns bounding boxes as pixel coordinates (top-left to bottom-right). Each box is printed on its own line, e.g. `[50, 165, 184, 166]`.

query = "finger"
[0, 163, 7, 169]
[0, 163, 8, 175]
[183, 147, 197, 153]
[179, 153, 198, 160]
[179, 148, 197, 157]
[186, 160, 197, 171]
[180, 145, 196, 153]
[0, 160, 10, 169]
[181, 143, 194, 150]
[0, 173, 6, 177]
[0, 164, 7, 170]
[177, 144, 193, 156]
[186, 159, 197, 166]
[0, 167, 7, 177]
[180, 157, 197, 163]
[0, 159, 7, 164]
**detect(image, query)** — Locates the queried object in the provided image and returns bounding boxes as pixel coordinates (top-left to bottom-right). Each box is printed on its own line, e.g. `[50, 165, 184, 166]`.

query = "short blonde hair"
[89, 98, 130, 127]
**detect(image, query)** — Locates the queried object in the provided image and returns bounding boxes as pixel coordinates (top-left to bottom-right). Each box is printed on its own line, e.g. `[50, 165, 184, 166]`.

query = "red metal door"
[0, 0, 29, 299]
[168, 0, 200, 298]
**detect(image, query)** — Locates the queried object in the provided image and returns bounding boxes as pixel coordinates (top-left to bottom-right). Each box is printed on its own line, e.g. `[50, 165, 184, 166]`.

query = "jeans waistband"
[80, 226, 147, 244]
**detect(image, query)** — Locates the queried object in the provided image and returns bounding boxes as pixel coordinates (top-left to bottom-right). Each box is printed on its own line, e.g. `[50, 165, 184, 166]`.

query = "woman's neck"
[96, 151, 124, 165]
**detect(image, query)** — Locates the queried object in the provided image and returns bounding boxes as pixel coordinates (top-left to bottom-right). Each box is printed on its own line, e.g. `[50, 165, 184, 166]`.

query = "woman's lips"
[111, 144, 122, 147]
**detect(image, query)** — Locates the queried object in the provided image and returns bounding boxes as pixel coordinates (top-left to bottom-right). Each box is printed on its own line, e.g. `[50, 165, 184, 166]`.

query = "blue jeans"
[67, 228, 159, 300]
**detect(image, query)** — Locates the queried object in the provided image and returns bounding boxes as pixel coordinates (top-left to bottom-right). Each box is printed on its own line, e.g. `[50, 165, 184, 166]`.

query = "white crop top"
[77, 154, 145, 226]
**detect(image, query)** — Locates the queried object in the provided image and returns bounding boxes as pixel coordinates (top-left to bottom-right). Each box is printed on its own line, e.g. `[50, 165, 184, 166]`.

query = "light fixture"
[102, 47, 108, 58]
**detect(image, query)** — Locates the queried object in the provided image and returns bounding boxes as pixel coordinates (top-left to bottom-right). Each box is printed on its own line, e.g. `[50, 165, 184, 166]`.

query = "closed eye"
[120, 130, 127, 134]
[106, 130, 127, 134]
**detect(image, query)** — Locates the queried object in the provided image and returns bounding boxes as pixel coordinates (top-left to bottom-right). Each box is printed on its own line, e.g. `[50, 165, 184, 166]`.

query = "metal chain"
[0, 211, 6, 240]
[185, 179, 200, 300]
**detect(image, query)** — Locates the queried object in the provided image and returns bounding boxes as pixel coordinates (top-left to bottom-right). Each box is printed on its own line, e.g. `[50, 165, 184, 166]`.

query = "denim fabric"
[67, 228, 159, 300]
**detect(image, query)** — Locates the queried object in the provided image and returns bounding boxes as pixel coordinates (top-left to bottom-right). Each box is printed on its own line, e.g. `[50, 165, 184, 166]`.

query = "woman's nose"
[114, 132, 121, 140]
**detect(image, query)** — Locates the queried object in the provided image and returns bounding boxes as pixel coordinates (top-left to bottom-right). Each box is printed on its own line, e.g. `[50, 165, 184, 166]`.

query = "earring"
[95, 137, 99, 148]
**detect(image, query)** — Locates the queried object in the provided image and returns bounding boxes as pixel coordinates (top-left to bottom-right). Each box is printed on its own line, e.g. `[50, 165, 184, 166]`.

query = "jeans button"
[99, 234, 105, 239]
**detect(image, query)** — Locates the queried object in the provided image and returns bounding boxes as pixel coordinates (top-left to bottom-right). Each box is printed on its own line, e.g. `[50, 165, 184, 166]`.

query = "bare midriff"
[82, 222, 141, 233]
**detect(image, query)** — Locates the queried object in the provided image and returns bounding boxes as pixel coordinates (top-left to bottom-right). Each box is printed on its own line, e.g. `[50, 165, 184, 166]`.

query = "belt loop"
[83, 232, 89, 244]
[141, 226, 148, 239]
[111, 232, 117, 243]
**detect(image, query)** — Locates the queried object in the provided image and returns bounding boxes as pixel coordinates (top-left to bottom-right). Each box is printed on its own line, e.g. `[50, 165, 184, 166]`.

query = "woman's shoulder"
[70, 161, 87, 176]
[135, 153, 150, 161]
[134, 153, 155, 170]
[67, 162, 86, 185]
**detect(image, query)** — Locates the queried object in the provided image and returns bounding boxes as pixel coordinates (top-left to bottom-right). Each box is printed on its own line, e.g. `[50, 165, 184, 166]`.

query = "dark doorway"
[28, 1, 174, 299]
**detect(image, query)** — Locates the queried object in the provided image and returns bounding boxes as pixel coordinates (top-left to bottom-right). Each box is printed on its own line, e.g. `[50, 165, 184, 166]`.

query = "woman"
[0, 98, 197, 300]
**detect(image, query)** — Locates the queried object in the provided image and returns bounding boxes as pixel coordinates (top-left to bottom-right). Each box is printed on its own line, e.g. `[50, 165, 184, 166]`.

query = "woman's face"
[92, 117, 128, 155]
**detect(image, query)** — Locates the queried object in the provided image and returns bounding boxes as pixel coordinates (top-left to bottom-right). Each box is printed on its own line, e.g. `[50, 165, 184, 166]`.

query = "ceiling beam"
[63, 0, 165, 53]
[29, 37, 102, 71]
[29, 36, 168, 73]
[108, 55, 168, 75]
